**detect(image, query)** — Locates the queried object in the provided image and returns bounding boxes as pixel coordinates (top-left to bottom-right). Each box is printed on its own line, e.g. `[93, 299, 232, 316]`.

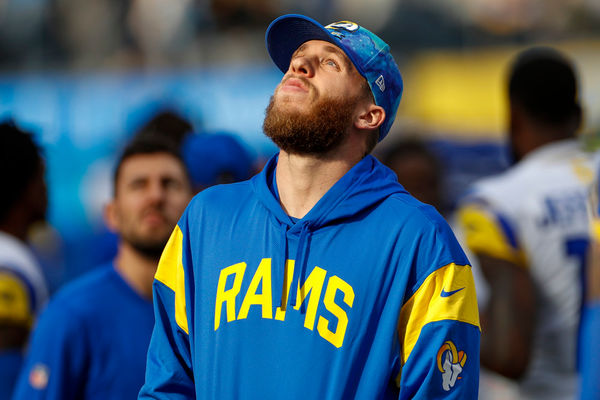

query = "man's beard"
[263, 90, 359, 155]
[125, 235, 169, 260]
[120, 211, 173, 261]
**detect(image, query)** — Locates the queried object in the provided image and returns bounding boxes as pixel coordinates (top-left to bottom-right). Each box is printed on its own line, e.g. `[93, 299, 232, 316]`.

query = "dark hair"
[134, 109, 194, 146]
[113, 136, 191, 195]
[508, 47, 581, 127]
[0, 121, 43, 222]
[380, 137, 444, 211]
[380, 138, 440, 171]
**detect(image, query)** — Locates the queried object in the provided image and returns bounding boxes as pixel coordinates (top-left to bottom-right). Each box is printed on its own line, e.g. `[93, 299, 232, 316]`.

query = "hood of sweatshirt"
[251, 153, 406, 311]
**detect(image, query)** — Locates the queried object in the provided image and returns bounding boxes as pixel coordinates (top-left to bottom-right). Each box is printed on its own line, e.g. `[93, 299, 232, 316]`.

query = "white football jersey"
[456, 139, 595, 400]
[0, 231, 48, 324]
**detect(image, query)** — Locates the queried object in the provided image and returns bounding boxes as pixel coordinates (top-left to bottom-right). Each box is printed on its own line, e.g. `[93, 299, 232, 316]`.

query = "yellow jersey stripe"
[0, 271, 32, 326]
[591, 219, 600, 243]
[154, 225, 189, 334]
[457, 203, 527, 267]
[398, 263, 480, 365]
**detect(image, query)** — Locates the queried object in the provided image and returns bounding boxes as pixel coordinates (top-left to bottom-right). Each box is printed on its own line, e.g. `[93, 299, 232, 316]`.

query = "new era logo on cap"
[375, 75, 385, 92]
[265, 14, 403, 142]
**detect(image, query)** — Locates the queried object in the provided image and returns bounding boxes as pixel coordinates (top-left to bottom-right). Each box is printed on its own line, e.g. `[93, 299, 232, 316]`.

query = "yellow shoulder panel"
[0, 271, 32, 326]
[591, 219, 600, 243]
[457, 203, 527, 267]
[572, 157, 593, 184]
[398, 263, 480, 365]
[154, 225, 189, 334]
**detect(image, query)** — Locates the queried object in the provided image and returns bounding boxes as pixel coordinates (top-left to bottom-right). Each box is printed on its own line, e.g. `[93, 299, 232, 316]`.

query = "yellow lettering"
[294, 266, 327, 330]
[238, 258, 273, 320]
[275, 260, 295, 321]
[317, 276, 355, 348]
[214, 262, 246, 331]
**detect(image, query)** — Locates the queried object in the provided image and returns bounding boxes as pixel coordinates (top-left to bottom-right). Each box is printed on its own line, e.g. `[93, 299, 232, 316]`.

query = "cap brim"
[266, 14, 341, 74]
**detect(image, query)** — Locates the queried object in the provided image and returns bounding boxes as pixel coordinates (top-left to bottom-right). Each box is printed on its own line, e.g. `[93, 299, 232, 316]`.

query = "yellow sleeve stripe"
[591, 219, 600, 243]
[0, 271, 33, 326]
[398, 263, 480, 365]
[154, 225, 189, 335]
[457, 204, 527, 268]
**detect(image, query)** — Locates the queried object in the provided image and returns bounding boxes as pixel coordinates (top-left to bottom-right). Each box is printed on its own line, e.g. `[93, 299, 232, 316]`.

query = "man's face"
[108, 153, 192, 259]
[389, 154, 441, 210]
[263, 40, 369, 155]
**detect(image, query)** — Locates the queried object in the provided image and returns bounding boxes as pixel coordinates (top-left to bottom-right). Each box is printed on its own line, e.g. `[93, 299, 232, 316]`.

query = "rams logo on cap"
[436, 341, 466, 391]
[326, 21, 359, 39]
[326, 21, 359, 32]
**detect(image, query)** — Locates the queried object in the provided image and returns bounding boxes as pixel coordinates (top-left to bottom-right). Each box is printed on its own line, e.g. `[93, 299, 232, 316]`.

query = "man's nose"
[289, 55, 314, 77]
[147, 181, 166, 204]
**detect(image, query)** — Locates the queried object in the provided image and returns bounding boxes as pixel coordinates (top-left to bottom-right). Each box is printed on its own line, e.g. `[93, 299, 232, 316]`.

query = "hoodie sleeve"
[397, 214, 481, 399]
[138, 222, 194, 399]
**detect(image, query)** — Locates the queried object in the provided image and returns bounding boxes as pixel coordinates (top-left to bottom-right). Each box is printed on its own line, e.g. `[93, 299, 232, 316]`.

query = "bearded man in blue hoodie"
[140, 15, 480, 400]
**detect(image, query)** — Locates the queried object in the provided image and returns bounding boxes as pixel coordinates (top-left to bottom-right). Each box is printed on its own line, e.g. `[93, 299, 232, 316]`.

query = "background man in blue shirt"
[12, 136, 193, 400]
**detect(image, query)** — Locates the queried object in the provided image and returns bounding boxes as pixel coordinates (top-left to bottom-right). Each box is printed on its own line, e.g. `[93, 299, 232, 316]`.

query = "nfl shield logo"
[29, 363, 49, 390]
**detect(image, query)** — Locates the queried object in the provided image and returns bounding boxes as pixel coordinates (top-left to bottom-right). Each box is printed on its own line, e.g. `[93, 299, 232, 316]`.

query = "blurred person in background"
[139, 14, 479, 399]
[126, 0, 197, 66]
[133, 108, 195, 145]
[0, 122, 50, 398]
[379, 138, 445, 215]
[67, 108, 197, 280]
[12, 136, 193, 400]
[455, 47, 594, 399]
[181, 131, 256, 193]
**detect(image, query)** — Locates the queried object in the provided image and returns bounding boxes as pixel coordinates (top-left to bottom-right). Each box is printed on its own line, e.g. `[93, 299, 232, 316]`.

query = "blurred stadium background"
[1, 0, 600, 289]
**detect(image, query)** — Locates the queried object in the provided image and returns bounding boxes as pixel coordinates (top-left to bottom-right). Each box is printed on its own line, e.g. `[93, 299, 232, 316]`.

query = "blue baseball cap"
[266, 14, 403, 141]
[182, 132, 254, 189]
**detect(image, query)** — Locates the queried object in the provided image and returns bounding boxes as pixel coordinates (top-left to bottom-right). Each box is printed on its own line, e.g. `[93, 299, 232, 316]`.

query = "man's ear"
[355, 104, 385, 131]
[104, 201, 119, 233]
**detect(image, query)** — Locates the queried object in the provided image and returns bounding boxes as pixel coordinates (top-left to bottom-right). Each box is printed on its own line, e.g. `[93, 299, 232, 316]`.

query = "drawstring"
[274, 224, 289, 310]
[288, 221, 311, 314]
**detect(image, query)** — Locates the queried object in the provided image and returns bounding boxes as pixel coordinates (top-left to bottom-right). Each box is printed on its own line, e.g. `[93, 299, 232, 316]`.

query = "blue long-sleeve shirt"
[12, 263, 154, 400]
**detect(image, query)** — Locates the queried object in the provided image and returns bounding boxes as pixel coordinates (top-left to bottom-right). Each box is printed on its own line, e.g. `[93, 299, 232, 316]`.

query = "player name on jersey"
[537, 191, 588, 228]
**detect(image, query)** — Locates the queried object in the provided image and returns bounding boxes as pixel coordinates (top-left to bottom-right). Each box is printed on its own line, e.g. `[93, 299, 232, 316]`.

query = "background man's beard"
[263, 94, 358, 155]
[123, 232, 170, 260]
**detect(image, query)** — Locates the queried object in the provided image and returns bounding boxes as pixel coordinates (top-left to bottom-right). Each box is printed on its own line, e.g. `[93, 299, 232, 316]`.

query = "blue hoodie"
[139, 154, 480, 399]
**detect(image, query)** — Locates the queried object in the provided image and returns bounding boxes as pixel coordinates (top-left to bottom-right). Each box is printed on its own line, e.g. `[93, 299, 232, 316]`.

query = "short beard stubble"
[126, 236, 169, 261]
[120, 211, 173, 261]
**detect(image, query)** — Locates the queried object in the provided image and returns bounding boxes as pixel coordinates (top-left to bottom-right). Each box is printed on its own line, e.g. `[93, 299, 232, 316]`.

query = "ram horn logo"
[436, 340, 467, 391]
[325, 21, 359, 32]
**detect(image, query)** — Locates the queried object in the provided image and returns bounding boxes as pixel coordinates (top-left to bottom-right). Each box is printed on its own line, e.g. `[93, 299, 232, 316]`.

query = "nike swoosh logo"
[440, 287, 465, 297]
